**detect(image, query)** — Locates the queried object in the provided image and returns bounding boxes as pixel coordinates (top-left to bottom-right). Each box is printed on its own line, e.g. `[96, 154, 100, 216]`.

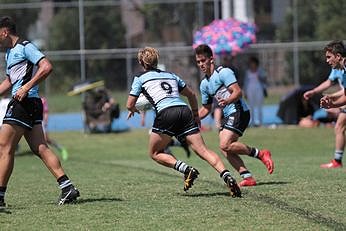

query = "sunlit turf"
[1, 127, 345, 230]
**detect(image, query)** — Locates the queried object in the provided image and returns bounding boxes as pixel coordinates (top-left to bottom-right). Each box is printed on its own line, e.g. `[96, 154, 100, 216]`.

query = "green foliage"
[0, 0, 40, 39]
[83, 7, 126, 49]
[316, 0, 346, 40]
[47, 6, 127, 92]
[140, 2, 214, 43]
[48, 9, 79, 50]
[275, 0, 346, 86]
[1, 128, 346, 230]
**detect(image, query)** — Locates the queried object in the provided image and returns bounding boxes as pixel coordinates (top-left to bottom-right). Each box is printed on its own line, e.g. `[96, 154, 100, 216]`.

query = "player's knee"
[149, 150, 159, 161]
[0, 142, 14, 156]
[334, 124, 346, 133]
[206, 152, 219, 166]
[219, 142, 231, 152]
[32, 144, 49, 158]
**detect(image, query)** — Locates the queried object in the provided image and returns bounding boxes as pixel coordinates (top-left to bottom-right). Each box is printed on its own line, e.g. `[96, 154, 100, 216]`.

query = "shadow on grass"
[181, 192, 230, 197]
[75, 197, 123, 204]
[0, 208, 11, 214]
[15, 150, 34, 157]
[180, 181, 290, 198]
[256, 181, 291, 186]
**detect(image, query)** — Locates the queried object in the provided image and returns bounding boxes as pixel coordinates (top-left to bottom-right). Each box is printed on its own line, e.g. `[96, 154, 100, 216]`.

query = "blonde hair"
[137, 47, 159, 70]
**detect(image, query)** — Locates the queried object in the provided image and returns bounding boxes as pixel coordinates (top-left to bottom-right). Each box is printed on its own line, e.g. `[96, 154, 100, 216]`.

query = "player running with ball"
[194, 44, 274, 187]
[126, 47, 241, 197]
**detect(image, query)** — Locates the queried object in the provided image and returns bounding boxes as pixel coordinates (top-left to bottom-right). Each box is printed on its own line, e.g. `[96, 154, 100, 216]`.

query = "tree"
[275, 0, 345, 86]
[315, 0, 346, 40]
[0, 0, 40, 39]
[47, 5, 126, 91]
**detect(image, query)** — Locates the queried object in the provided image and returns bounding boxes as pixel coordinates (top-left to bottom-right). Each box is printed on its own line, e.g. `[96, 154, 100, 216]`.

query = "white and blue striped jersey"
[5, 40, 45, 98]
[328, 68, 346, 88]
[200, 66, 249, 117]
[129, 69, 187, 112]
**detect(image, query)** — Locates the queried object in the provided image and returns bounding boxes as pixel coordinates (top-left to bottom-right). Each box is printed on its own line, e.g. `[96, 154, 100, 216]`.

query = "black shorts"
[220, 109, 250, 136]
[3, 97, 43, 130]
[152, 105, 199, 142]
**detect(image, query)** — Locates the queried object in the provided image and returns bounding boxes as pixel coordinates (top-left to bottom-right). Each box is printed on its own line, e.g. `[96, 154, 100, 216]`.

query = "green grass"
[1, 127, 346, 230]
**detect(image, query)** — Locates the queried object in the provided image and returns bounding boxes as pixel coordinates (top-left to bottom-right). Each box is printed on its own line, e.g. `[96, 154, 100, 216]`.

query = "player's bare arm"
[321, 94, 346, 109]
[198, 104, 212, 120]
[303, 79, 333, 100]
[180, 86, 200, 126]
[14, 58, 52, 101]
[180, 86, 198, 112]
[327, 88, 344, 101]
[126, 95, 139, 119]
[218, 83, 242, 107]
[0, 77, 12, 96]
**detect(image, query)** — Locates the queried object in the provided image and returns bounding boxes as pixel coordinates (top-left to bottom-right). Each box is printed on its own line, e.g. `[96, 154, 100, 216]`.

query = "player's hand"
[320, 95, 332, 109]
[194, 115, 201, 128]
[127, 108, 139, 120]
[14, 86, 29, 101]
[303, 90, 314, 100]
[217, 97, 228, 107]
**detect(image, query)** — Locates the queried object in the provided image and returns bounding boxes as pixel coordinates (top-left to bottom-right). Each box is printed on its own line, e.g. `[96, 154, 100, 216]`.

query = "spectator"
[83, 87, 119, 133]
[243, 56, 267, 126]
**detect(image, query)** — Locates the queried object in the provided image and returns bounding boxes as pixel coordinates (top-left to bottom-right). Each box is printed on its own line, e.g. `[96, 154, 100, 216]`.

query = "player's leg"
[148, 132, 199, 192]
[42, 110, 68, 161]
[321, 112, 346, 168]
[187, 132, 226, 172]
[185, 132, 241, 197]
[166, 138, 191, 158]
[219, 129, 256, 186]
[45, 131, 69, 161]
[219, 110, 274, 186]
[0, 124, 25, 207]
[24, 124, 79, 205]
[149, 132, 178, 167]
[213, 107, 223, 130]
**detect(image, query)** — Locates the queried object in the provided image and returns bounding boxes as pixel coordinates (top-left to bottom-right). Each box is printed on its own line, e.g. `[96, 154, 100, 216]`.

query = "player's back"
[135, 69, 187, 112]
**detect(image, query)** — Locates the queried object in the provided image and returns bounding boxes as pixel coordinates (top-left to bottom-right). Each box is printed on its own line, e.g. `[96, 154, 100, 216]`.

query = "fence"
[0, 1, 335, 96]
[40, 41, 330, 92]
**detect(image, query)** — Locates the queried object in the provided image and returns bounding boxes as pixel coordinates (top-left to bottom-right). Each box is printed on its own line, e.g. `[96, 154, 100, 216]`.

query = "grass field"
[1, 127, 345, 230]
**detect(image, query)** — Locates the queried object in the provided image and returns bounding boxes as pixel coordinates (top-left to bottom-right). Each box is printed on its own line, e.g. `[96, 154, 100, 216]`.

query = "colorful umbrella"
[193, 18, 257, 56]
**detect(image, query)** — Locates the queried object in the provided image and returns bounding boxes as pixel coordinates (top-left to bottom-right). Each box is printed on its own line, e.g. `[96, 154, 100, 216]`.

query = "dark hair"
[0, 16, 16, 34]
[324, 40, 345, 57]
[249, 56, 259, 66]
[195, 44, 213, 58]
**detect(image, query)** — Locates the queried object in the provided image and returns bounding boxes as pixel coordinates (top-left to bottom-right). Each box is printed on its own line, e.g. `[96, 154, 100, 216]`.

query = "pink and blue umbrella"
[193, 18, 257, 56]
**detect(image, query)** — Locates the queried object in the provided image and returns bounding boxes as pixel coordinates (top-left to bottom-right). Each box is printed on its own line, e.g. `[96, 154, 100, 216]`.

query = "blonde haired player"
[127, 47, 241, 197]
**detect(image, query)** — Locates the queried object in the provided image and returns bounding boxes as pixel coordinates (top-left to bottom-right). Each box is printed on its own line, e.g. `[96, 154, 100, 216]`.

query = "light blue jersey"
[129, 69, 187, 113]
[200, 66, 249, 117]
[328, 68, 345, 88]
[5, 39, 45, 98]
